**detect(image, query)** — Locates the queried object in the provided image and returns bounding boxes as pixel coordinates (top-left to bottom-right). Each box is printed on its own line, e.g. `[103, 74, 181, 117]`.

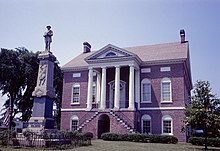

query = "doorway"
[98, 114, 110, 138]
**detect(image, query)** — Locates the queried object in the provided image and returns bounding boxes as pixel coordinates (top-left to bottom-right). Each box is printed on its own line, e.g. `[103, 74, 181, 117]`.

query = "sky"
[0, 0, 220, 110]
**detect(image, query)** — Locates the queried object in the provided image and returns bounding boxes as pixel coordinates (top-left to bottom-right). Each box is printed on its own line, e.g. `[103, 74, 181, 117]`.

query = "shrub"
[82, 132, 94, 139]
[127, 133, 143, 142]
[189, 137, 220, 147]
[0, 130, 17, 146]
[101, 133, 178, 144]
[101, 132, 119, 141]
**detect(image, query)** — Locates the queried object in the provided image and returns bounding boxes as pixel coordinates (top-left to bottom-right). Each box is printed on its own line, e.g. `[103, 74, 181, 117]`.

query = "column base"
[113, 107, 120, 111]
[128, 107, 135, 111]
[86, 107, 92, 111]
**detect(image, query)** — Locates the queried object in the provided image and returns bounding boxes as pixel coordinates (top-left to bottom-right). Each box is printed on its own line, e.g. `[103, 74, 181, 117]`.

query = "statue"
[43, 25, 53, 52]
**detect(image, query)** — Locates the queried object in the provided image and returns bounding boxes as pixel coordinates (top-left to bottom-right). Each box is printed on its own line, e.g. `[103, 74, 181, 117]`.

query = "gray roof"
[62, 42, 189, 70]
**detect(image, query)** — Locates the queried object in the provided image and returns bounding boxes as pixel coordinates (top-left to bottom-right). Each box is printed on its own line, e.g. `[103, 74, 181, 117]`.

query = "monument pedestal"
[28, 51, 56, 132]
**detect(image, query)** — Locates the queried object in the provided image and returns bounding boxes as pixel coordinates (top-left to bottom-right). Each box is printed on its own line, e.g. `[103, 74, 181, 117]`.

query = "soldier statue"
[43, 25, 53, 52]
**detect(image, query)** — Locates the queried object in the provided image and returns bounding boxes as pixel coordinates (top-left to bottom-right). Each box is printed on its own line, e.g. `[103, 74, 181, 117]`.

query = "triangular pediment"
[85, 44, 135, 62]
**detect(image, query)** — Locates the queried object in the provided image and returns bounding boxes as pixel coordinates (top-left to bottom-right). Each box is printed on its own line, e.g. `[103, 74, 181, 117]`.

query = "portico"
[86, 64, 138, 111]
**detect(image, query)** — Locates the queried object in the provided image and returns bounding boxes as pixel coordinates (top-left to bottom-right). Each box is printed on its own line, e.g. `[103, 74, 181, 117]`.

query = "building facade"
[60, 30, 192, 142]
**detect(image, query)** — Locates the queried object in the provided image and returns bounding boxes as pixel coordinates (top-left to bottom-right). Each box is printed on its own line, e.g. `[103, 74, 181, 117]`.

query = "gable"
[85, 44, 136, 62]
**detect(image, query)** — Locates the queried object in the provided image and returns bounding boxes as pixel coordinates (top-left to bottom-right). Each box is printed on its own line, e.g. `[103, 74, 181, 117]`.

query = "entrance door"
[98, 114, 110, 138]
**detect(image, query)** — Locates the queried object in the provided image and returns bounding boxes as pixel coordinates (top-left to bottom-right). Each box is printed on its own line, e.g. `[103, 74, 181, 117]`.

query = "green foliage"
[0, 48, 63, 128]
[101, 133, 178, 144]
[189, 137, 220, 147]
[41, 130, 93, 147]
[0, 129, 17, 145]
[184, 80, 220, 137]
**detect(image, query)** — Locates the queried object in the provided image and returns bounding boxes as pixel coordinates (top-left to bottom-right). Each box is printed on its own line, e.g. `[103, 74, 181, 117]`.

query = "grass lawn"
[0, 140, 220, 151]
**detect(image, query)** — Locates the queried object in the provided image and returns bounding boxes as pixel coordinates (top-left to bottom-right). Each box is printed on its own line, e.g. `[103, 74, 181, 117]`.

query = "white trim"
[139, 107, 185, 110]
[141, 68, 151, 73]
[161, 77, 172, 102]
[162, 115, 173, 135]
[71, 83, 80, 104]
[160, 67, 171, 72]
[141, 78, 151, 103]
[61, 108, 87, 112]
[72, 73, 81, 78]
[141, 114, 152, 134]
[70, 102, 80, 105]
[70, 115, 79, 131]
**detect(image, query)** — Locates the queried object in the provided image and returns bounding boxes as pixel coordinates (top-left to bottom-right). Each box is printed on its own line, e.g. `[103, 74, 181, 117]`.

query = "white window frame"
[70, 115, 79, 131]
[162, 115, 173, 135]
[161, 78, 172, 103]
[141, 114, 151, 134]
[141, 78, 151, 103]
[71, 83, 80, 104]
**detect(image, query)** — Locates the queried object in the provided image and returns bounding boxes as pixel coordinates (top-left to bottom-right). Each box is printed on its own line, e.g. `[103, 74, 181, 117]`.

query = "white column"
[96, 72, 101, 106]
[87, 67, 93, 110]
[100, 67, 106, 109]
[129, 65, 135, 110]
[114, 66, 120, 109]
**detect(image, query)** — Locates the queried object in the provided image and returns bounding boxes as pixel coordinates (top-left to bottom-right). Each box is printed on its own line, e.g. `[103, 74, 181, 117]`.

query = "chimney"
[180, 29, 186, 43]
[83, 42, 91, 53]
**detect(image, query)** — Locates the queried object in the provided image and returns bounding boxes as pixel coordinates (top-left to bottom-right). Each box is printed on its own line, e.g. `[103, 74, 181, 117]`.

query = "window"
[72, 84, 80, 104]
[162, 115, 173, 135]
[92, 84, 96, 103]
[71, 115, 79, 131]
[141, 79, 151, 102]
[105, 52, 116, 57]
[161, 78, 172, 102]
[141, 115, 151, 134]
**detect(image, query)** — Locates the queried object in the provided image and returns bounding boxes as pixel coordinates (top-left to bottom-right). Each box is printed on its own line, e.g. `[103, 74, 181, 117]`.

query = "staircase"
[77, 110, 136, 133]
[109, 110, 136, 133]
[77, 111, 99, 131]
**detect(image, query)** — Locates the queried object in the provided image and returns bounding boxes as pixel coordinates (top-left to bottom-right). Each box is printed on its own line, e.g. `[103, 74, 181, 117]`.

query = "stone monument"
[28, 26, 56, 132]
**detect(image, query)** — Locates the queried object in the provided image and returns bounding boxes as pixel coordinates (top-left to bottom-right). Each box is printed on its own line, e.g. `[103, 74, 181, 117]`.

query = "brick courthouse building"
[60, 30, 192, 142]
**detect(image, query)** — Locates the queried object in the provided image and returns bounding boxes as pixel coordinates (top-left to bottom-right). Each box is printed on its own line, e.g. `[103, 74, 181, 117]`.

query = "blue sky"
[0, 0, 220, 109]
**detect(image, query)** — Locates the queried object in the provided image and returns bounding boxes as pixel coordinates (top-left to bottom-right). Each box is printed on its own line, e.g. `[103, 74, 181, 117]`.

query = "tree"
[0, 48, 63, 128]
[184, 80, 220, 138]
[53, 62, 63, 129]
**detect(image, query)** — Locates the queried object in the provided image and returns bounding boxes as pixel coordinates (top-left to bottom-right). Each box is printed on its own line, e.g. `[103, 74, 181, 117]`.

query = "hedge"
[101, 133, 178, 144]
[189, 137, 220, 147]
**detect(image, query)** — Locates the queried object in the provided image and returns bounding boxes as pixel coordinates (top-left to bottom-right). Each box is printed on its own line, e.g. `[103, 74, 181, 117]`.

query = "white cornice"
[61, 107, 185, 112]
[139, 107, 185, 110]
[61, 108, 87, 112]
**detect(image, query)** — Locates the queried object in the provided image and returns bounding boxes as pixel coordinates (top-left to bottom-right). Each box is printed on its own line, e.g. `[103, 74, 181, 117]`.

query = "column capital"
[88, 67, 93, 70]
[115, 65, 120, 68]
[101, 66, 107, 69]
[129, 64, 135, 67]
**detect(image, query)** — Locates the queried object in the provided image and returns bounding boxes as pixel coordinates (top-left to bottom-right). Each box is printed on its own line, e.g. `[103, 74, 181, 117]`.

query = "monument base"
[27, 117, 54, 133]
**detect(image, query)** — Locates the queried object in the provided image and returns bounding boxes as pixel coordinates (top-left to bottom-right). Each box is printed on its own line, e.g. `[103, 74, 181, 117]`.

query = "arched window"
[105, 52, 116, 57]
[70, 115, 79, 131]
[162, 115, 173, 135]
[72, 83, 80, 104]
[161, 78, 172, 102]
[141, 78, 151, 102]
[141, 114, 151, 134]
